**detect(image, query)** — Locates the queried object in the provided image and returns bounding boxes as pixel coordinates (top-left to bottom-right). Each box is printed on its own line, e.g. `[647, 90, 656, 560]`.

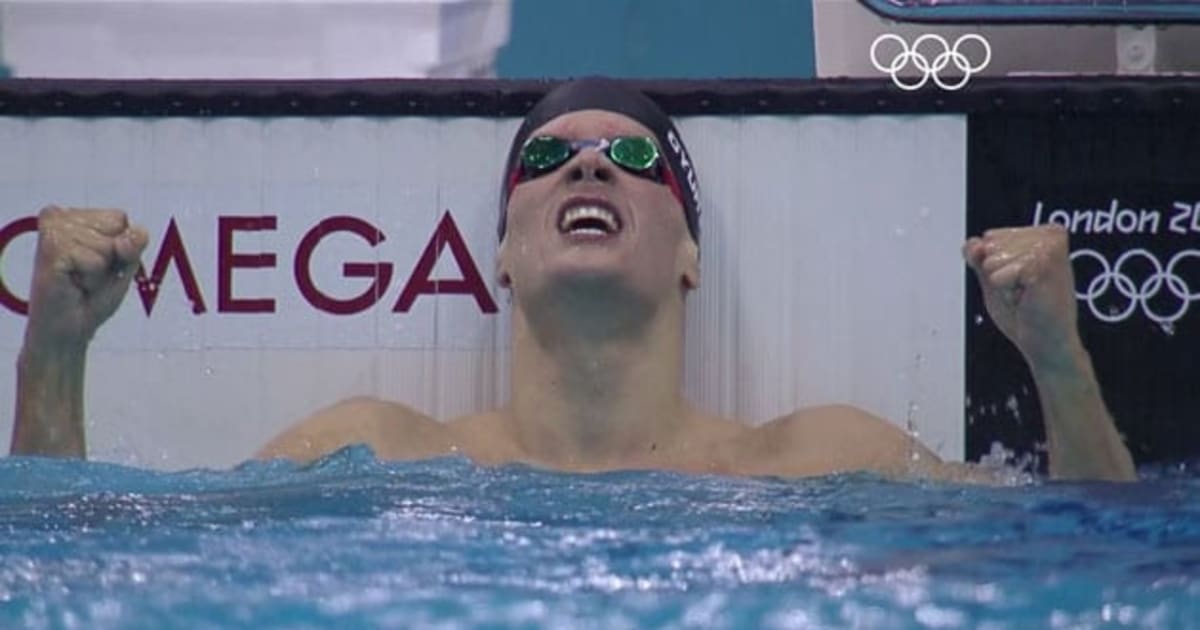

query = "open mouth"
[558, 204, 622, 237]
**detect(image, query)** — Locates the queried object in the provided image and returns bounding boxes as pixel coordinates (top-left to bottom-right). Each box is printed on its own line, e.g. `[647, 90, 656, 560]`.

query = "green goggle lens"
[520, 136, 574, 172]
[518, 136, 661, 178]
[608, 137, 659, 171]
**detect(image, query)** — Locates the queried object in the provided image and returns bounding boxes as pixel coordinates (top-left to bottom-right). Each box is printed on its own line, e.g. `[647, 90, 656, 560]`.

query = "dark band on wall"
[2, 77, 1200, 118]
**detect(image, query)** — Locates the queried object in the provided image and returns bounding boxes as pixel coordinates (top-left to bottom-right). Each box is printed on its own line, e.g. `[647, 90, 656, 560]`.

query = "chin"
[521, 259, 643, 301]
[547, 264, 629, 289]
[547, 241, 630, 273]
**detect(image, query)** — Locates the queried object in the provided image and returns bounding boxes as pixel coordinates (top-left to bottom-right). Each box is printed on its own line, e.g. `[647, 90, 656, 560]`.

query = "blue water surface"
[1, 448, 1198, 629]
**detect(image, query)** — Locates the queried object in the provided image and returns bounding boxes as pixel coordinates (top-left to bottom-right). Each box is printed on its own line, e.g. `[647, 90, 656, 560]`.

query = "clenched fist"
[963, 224, 1084, 369]
[24, 206, 149, 350]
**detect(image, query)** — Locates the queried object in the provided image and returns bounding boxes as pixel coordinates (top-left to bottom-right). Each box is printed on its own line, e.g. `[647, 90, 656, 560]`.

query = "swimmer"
[9, 78, 1135, 482]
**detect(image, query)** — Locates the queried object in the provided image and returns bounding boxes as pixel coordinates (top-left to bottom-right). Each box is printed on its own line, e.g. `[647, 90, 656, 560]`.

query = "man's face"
[498, 110, 699, 304]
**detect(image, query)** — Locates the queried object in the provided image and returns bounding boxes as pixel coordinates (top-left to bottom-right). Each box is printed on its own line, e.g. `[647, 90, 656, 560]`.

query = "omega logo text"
[0, 211, 498, 317]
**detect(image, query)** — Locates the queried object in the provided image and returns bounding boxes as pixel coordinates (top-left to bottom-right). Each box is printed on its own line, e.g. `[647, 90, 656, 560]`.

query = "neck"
[505, 279, 689, 469]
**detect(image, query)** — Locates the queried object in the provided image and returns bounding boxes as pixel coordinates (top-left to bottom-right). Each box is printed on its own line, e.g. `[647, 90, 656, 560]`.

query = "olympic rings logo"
[869, 33, 991, 91]
[1070, 248, 1200, 325]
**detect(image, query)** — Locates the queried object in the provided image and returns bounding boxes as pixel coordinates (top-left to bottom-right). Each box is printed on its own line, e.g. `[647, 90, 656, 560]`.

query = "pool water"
[1, 447, 1198, 628]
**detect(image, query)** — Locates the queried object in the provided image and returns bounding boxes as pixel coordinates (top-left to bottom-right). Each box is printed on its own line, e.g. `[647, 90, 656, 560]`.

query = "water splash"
[17, 455, 1200, 626]
[1, 453, 1199, 627]
[1005, 394, 1021, 424]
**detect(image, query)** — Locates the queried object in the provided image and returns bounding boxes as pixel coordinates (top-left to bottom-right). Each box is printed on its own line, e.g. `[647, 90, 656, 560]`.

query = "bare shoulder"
[255, 396, 455, 463]
[744, 405, 1006, 483]
[443, 410, 525, 465]
[739, 404, 940, 477]
[761, 404, 910, 442]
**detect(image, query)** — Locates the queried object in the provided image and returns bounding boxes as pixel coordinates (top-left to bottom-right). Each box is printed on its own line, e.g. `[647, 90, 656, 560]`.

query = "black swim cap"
[498, 78, 701, 243]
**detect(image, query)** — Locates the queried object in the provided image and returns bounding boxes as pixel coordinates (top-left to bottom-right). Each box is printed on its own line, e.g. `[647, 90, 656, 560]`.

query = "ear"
[678, 237, 700, 291]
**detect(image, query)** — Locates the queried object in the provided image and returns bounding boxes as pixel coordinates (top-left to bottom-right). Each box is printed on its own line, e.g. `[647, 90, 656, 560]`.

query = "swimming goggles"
[515, 136, 664, 182]
[509, 135, 686, 208]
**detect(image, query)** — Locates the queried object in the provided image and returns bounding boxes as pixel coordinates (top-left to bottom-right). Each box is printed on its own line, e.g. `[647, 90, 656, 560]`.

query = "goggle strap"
[659, 163, 688, 215]
[505, 166, 523, 201]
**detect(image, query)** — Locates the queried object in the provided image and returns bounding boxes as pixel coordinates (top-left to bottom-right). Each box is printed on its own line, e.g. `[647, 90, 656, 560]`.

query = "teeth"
[560, 205, 619, 234]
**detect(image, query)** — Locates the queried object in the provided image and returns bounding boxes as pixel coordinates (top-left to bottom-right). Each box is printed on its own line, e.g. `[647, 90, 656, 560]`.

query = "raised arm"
[10, 206, 147, 457]
[963, 225, 1135, 481]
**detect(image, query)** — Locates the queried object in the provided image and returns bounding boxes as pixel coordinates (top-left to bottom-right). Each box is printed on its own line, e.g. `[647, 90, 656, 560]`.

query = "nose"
[565, 148, 615, 184]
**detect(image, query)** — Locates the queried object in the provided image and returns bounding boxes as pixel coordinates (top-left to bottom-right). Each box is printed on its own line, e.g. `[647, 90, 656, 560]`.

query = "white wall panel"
[0, 114, 967, 469]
